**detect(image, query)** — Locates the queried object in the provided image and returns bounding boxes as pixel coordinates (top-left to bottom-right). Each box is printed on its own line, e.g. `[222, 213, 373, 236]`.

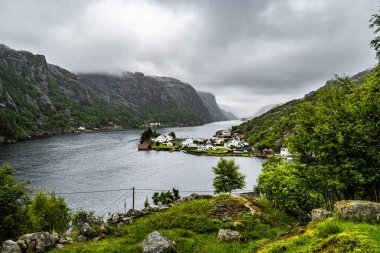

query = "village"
[138, 128, 291, 158]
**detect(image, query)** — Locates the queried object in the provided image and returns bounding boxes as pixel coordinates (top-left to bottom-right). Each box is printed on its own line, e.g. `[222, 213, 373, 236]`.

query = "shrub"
[28, 191, 70, 233]
[152, 188, 180, 205]
[0, 163, 31, 242]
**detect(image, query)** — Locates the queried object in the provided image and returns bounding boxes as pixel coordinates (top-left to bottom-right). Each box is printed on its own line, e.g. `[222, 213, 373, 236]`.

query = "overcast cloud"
[0, 0, 378, 116]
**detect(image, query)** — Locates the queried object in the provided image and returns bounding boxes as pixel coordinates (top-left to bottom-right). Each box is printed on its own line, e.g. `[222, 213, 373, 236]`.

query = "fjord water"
[0, 120, 263, 216]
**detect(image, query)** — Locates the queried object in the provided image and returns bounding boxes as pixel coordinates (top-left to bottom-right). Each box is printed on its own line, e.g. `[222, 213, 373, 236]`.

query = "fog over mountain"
[0, 0, 377, 116]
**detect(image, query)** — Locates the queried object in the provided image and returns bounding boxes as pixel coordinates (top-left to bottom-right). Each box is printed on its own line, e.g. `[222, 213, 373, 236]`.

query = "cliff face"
[0, 44, 218, 142]
[197, 91, 233, 122]
[77, 73, 212, 124]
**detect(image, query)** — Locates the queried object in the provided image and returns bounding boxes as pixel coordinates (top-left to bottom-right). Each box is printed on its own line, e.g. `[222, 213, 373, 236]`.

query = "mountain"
[233, 70, 371, 151]
[221, 108, 238, 120]
[246, 103, 281, 120]
[0, 44, 218, 142]
[197, 91, 233, 121]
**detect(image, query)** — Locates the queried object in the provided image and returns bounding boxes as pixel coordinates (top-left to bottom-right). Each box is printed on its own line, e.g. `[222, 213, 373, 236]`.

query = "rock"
[56, 244, 64, 249]
[81, 222, 98, 238]
[217, 229, 242, 242]
[76, 235, 87, 242]
[156, 206, 170, 212]
[140, 231, 177, 253]
[335, 200, 380, 222]
[15, 240, 27, 252]
[127, 209, 142, 218]
[111, 213, 120, 223]
[17, 232, 57, 253]
[58, 237, 73, 244]
[311, 208, 332, 220]
[1, 240, 22, 253]
[117, 222, 124, 228]
[121, 217, 134, 224]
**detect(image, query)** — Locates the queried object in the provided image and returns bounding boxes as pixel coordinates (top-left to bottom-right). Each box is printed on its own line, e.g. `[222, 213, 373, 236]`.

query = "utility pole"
[132, 187, 135, 209]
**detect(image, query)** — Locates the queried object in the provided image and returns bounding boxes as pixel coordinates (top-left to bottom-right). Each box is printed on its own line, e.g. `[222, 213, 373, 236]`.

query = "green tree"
[212, 158, 246, 194]
[370, 7, 380, 59]
[169, 131, 176, 139]
[28, 190, 70, 233]
[256, 157, 319, 218]
[288, 73, 380, 207]
[0, 163, 31, 242]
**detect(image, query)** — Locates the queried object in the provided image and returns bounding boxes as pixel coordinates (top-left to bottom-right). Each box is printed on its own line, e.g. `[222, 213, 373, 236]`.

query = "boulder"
[127, 208, 142, 218]
[76, 235, 87, 242]
[111, 213, 120, 223]
[17, 232, 58, 253]
[217, 229, 242, 242]
[335, 200, 380, 222]
[311, 208, 332, 220]
[140, 231, 177, 253]
[58, 237, 73, 244]
[80, 222, 98, 238]
[1, 240, 22, 253]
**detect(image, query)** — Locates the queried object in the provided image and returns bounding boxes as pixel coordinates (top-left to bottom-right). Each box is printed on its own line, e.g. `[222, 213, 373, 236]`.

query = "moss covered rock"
[335, 200, 380, 222]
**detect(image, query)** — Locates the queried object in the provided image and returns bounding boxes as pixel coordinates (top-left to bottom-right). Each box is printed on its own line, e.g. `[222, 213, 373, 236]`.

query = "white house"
[215, 138, 224, 145]
[227, 139, 240, 148]
[167, 142, 174, 146]
[166, 135, 173, 141]
[222, 130, 231, 137]
[197, 145, 206, 151]
[205, 144, 214, 150]
[182, 138, 194, 147]
[280, 147, 290, 157]
[78, 126, 85, 131]
[188, 143, 198, 148]
[156, 135, 166, 143]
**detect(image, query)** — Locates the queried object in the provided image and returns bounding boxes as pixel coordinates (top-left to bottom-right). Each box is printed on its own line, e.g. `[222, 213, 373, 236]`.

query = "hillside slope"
[0, 44, 218, 142]
[233, 70, 371, 151]
[197, 91, 229, 122]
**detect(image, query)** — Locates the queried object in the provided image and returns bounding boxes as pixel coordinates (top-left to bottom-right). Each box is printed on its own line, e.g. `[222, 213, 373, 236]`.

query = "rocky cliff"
[197, 91, 236, 122]
[0, 44, 219, 142]
[77, 73, 212, 124]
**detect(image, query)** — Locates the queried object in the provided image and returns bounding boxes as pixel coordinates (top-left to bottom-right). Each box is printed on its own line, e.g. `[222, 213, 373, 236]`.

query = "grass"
[257, 217, 380, 253]
[49, 195, 294, 253]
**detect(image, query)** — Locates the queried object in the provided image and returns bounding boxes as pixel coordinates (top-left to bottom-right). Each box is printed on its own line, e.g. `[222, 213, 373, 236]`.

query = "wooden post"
[132, 187, 135, 209]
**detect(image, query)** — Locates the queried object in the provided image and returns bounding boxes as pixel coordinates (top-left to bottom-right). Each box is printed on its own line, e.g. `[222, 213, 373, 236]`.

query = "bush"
[152, 188, 180, 205]
[0, 163, 31, 242]
[28, 191, 70, 233]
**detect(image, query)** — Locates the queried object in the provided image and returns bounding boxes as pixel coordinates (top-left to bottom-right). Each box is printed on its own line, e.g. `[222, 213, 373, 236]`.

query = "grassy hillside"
[49, 195, 379, 253]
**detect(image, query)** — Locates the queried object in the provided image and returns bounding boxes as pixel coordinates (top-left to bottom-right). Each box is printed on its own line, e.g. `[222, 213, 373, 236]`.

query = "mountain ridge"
[0, 43, 225, 143]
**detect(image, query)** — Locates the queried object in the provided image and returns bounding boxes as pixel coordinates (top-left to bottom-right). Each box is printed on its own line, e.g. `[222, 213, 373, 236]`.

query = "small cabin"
[138, 143, 149, 150]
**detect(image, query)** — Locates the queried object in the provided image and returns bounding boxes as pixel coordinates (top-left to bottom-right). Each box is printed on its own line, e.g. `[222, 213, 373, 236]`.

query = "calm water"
[0, 120, 263, 215]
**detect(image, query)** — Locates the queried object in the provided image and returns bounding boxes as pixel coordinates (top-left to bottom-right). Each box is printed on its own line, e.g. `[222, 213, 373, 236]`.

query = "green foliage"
[256, 157, 319, 218]
[288, 71, 380, 207]
[370, 7, 380, 60]
[152, 188, 181, 205]
[212, 158, 246, 194]
[168, 131, 176, 138]
[0, 163, 31, 242]
[28, 190, 70, 233]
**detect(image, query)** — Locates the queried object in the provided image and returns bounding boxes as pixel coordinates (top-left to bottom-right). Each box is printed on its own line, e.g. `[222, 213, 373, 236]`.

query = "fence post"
[132, 187, 135, 209]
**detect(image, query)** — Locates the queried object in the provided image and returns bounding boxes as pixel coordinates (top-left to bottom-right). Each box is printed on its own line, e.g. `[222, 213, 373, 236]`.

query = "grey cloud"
[0, 0, 377, 117]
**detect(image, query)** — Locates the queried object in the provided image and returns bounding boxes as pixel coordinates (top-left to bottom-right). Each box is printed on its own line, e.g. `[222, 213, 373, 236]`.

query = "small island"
[138, 128, 286, 158]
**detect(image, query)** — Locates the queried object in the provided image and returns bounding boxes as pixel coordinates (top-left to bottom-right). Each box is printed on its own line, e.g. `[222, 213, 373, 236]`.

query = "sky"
[0, 0, 378, 117]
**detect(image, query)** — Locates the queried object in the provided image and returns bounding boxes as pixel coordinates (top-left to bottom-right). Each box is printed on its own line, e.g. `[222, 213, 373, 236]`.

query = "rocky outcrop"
[217, 229, 242, 242]
[140, 231, 177, 253]
[1, 240, 22, 253]
[311, 208, 332, 221]
[335, 200, 380, 222]
[197, 91, 229, 122]
[17, 232, 58, 253]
